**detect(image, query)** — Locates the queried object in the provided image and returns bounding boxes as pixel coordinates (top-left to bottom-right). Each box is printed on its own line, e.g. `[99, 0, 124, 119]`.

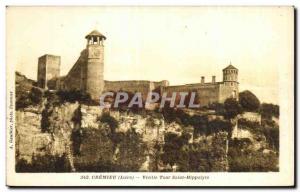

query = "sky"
[6, 6, 294, 104]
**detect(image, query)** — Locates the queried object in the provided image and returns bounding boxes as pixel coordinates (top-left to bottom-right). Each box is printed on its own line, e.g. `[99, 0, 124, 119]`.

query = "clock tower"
[85, 30, 106, 100]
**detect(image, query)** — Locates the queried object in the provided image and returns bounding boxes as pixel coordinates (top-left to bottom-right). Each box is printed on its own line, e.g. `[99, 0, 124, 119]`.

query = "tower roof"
[85, 30, 106, 40]
[223, 64, 238, 71]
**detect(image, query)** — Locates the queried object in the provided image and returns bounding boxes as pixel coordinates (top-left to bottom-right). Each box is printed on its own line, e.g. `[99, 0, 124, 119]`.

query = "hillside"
[15, 73, 279, 172]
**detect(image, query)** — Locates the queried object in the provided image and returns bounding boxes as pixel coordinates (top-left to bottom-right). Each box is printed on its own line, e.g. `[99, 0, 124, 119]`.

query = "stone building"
[161, 64, 239, 106]
[37, 29, 239, 106]
[37, 54, 60, 89]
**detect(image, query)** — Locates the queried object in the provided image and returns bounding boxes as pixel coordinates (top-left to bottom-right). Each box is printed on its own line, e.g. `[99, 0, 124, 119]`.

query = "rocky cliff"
[14, 72, 279, 172]
[16, 100, 231, 172]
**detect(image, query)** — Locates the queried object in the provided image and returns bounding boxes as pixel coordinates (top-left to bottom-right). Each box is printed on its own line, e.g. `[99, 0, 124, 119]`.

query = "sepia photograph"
[5, 6, 294, 187]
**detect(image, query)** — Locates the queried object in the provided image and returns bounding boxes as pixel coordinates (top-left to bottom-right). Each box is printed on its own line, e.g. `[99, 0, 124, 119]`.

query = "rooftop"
[223, 64, 238, 71]
[85, 30, 106, 40]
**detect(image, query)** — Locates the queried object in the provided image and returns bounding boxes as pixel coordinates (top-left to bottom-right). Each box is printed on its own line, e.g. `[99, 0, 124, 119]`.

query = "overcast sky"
[7, 6, 294, 104]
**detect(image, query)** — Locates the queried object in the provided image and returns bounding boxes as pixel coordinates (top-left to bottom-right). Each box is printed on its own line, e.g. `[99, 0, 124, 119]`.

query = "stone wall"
[104, 80, 167, 100]
[241, 112, 261, 124]
[61, 50, 87, 91]
[218, 82, 239, 103]
[162, 83, 220, 106]
[61, 45, 105, 100]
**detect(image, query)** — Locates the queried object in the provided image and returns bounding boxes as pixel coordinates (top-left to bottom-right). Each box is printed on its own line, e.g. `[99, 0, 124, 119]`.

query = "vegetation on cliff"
[228, 138, 278, 172]
[15, 73, 279, 172]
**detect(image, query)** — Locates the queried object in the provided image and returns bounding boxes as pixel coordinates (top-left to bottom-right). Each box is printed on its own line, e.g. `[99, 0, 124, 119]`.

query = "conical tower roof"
[223, 64, 238, 71]
[85, 30, 106, 40]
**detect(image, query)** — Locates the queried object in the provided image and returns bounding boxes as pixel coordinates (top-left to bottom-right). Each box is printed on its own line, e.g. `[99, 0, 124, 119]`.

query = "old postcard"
[6, 6, 294, 187]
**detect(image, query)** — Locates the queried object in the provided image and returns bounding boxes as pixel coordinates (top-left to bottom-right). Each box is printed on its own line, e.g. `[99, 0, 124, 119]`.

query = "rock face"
[16, 109, 49, 162]
[16, 102, 80, 169]
[15, 102, 230, 172]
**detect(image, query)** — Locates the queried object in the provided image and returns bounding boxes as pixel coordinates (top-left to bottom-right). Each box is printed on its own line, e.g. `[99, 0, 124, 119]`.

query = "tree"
[224, 98, 243, 119]
[16, 87, 43, 109]
[260, 103, 279, 119]
[228, 138, 278, 172]
[207, 119, 232, 135]
[117, 129, 147, 171]
[262, 127, 279, 150]
[161, 133, 189, 167]
[239, 90, 260, 112]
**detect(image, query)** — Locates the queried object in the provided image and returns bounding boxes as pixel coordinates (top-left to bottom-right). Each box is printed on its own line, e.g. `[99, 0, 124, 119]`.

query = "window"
[232, 90, 237, 98]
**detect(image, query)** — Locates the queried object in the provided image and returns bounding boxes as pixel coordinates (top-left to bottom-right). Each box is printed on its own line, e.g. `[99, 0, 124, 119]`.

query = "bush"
[161, 103, 178, 123]
[74, 160, 124, 172]
[16, 154, 71, 172]
[161, 132, 190, 167]
[208, 103, 225, 115]
[55, 90, 96, 105]
[224, 98, 243, 119]
[74, 127, 146, 172]
[260, 103, 279, 119]
[238, 118, 261, 133]
[98, 113, 119, 133]
[238, 118, 279, 151]
[116, 129, 147, 171]
[262, 127, 279, 151]
[71, 128, 84, 156]
[207, 119, 232, 135]
[16, 87, 43, 109]
[41, 106, 52, 133]
[229, 148, 279, 172]
[161, 132, 228, 172]
[228, 143, 278, 172]
[161, 107, 232, 136]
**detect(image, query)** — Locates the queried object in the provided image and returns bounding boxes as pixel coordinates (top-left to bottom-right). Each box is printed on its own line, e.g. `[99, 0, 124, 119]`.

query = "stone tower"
[37, 54, 60, 89]
[85, 30, 106, 100]
[222, 63, 239, 99]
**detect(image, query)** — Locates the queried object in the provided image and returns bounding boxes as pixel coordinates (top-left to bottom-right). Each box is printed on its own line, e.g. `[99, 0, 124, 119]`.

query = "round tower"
[222, 63, 239, 99]
[85, 30, 106, 100]
[223, 63, 238, 82]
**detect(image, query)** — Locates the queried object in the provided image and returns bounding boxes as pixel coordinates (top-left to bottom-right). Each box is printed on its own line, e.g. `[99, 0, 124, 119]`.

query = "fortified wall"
[60, 49, 88, 91]
[162, 82, 220, 107]
[37, 30, 239, 107]
[161, 70, 238, 107]
[104, 80, 169, 100]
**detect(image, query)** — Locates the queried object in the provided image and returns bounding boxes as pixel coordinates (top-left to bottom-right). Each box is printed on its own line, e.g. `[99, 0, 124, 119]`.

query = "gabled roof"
[85, 30, 106, 39]
[223, 64, 238, 71]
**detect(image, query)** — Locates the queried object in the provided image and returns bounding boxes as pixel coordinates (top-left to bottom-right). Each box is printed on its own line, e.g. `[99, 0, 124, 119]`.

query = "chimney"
[212, 76, 216, 83]
[201, 76, 205, 84]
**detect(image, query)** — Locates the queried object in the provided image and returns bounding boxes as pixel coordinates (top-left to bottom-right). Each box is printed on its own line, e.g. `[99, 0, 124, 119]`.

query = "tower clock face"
[89, 48, 101, 58]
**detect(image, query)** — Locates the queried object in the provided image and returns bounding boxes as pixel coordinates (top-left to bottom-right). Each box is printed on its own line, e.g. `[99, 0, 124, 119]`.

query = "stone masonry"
[37, 30, 239, 106]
